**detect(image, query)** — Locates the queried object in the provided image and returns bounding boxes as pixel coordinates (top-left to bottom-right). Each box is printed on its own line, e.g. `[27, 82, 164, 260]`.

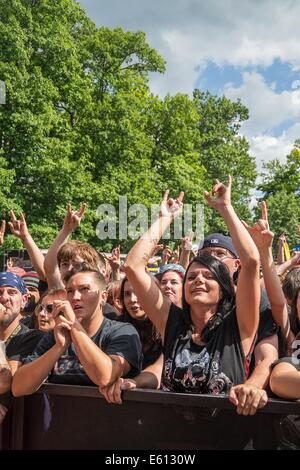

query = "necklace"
[4, 323, 22, 347]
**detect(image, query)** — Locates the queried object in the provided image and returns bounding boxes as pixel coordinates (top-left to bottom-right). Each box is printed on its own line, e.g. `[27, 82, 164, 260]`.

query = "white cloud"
[292, 80, 300, 89]
[224, 71, 300, 135]
[223, 73, 300, 168]
[80, 0, 300, 95]
[79, 0, 300, 170]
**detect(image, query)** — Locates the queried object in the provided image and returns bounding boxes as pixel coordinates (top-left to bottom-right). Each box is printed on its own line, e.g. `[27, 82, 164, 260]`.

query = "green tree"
[258, 141, 300, 248]
[0, 0, 258, 253]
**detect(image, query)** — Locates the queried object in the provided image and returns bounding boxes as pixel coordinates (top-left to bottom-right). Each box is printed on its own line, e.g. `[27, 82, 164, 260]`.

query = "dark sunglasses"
[36, 304, 54, 314]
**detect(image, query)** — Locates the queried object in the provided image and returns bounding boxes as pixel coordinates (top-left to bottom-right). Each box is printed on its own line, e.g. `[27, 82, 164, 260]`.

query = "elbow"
[97, 376, 114, 389]
[11, 378, 24, 397]
[11, 374, 31, 398]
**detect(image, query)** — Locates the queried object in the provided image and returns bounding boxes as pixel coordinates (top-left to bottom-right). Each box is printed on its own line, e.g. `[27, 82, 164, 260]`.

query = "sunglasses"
[36, 304, 54, 314]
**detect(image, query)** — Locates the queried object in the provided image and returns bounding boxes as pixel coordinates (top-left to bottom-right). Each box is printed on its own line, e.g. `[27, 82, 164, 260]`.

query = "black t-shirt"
[162, 303, 247, 395]
[103, 302, 120, 321]
[23, 317, 143, 385]
[6, 323, 44, 361]
[120, 311, 162, 369]
[0, 324, 44, 408]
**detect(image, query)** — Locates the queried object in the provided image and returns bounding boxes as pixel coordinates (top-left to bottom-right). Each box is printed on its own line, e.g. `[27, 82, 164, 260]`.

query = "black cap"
[198, 233, 238, 258]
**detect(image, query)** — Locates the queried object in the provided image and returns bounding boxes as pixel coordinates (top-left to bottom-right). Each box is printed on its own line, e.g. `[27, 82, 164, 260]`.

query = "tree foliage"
[258, 141, 300, 248]
[0, 0, 257, 251]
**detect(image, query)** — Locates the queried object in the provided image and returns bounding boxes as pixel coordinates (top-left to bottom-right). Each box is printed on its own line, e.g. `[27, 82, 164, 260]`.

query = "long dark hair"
[291, 287, 300, 334]
[182, 253, 235, 342]
[119, 277, 161, 345]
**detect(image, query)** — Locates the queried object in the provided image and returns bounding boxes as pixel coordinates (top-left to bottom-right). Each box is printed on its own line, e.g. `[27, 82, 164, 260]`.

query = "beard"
[0, 309, 19, 327]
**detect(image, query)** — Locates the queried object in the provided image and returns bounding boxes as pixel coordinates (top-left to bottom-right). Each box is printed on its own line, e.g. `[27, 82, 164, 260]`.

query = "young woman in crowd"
[123, 176, 261, 395]
[119, 277, 162, 369]
[155, 264, 185, 308]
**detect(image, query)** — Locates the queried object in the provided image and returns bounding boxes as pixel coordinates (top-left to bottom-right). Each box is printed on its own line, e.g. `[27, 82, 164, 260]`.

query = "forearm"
[245, 360, 273, 390]
[179, 250, 190, 270]
[276, 243, 285, 265]
[276, 258, 294, 276]
[71, 324, 120, 387]
[271, 368, 300, 399]
[111, 267, 121, 281]
[134, 354, 163, 389]
[260, 247, 289, 338]
[44, 228, 70, 276]
[260, 247, 286, 307]
[23, 234, 46, 280]
[126, 216, 172, 271]
[218, 204, 259, 266]
[12, 345, 63, 397]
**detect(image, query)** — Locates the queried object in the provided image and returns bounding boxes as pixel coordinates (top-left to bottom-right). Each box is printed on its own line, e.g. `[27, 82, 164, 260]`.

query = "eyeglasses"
[198, 249, 235, 260]
[36, 304, 54, 314]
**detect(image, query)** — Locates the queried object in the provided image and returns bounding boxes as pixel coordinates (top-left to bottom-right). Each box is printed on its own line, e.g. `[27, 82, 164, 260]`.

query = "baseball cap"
[198, 233, 238, 258]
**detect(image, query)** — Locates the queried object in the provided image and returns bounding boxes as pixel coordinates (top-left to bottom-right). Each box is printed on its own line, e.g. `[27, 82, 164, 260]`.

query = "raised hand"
[161, 246, 172, 265]
[171, 245, 180, 264]
[8, 210, 29, 240]
[278, 233, 287, 245]
[181, 235, 193, 252]
[0, 220, 5, 246]
[99, 377, 137, 404]
[62, 202, 87, 233]
[52, 300, 76, 324]
[204, 175, 232, 213]
[160, 190, 184, 219]
[290, 251, 300, 267]
[103, 246, 121, 271]
[151, 244, 164, 257]
[54, 315, 72, 350]
[241, 201, 274, 250]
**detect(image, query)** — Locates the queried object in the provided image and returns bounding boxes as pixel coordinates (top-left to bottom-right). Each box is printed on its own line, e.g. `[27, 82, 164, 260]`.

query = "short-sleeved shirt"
[6, 323, 44, 361]
[162, 304, 247, 395]
[0, 324, 44, 408]
[120, 311, 162, 369]
[23, 317, 143, 385]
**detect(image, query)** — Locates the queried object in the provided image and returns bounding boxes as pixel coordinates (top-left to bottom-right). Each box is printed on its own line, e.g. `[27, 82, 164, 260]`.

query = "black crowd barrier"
[1, 384, 300, 450]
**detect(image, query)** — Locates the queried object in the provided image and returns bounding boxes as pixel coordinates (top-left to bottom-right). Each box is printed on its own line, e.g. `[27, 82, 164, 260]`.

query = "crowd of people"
[1, 176, 300, 448]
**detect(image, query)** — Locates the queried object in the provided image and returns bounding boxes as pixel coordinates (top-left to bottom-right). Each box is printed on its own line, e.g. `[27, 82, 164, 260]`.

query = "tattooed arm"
[125, 191, 184, 339]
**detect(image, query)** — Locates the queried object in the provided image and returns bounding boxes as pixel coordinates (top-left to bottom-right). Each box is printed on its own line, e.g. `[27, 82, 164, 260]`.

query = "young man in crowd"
[12, 265, 142, 394]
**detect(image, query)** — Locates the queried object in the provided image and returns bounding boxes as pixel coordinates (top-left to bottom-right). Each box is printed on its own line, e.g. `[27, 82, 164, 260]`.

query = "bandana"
[0, 272, 27, 295]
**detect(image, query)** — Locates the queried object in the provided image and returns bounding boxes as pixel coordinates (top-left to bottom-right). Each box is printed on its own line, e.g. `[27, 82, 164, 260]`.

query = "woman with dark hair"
[119, 277, 162, 369]
[124, 176, 261, 396]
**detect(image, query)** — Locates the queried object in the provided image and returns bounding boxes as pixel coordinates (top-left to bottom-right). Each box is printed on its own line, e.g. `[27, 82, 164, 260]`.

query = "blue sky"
[79, 0, 300, 171]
